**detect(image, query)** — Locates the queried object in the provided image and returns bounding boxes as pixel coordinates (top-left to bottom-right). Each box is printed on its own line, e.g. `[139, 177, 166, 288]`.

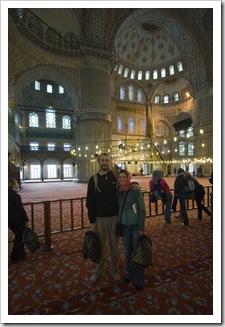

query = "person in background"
[209, 171, 213, 230]
[86, 153, 139, 284]
[149, 170, 172, 225]
[186, 172, 211, 221]
[8, 178, 29, 262]
[174, 168, 189, 226]
[117, 169, 146, 291]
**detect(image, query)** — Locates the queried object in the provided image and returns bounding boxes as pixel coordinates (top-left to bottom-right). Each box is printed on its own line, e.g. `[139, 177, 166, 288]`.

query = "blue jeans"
[122, 225, 145, 286]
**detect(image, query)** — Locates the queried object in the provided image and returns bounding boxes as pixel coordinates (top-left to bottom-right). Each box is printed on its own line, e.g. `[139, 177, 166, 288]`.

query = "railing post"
[43, 201, 53, 251]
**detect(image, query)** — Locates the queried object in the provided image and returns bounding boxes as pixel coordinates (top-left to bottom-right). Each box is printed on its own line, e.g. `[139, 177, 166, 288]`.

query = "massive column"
[75, 59, 113, 182]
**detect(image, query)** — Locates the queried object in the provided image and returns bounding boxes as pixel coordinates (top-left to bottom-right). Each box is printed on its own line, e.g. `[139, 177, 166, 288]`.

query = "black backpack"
[152, 179, 166, 202]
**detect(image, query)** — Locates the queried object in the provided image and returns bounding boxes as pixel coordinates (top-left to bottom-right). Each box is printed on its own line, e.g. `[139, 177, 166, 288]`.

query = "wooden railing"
[8, 186, 213, 251]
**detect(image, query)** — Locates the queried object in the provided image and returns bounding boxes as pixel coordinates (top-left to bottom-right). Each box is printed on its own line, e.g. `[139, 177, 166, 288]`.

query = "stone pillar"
[75, 60, 112, 182]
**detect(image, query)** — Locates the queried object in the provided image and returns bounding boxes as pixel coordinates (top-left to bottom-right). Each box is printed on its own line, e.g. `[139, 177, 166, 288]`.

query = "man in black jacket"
[174, 168, 190, 226]
[86, 153, 121, 283]
[8, 178, 28, 262]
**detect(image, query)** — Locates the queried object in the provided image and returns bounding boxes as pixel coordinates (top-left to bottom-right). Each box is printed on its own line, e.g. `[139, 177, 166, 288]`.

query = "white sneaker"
[90, 273, 99, 283]
[113, 273, 121, 282]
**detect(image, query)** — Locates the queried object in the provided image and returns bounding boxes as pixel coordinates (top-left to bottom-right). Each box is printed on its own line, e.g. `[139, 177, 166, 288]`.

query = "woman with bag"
[8, 178, 29, 262]
[117, 169, 146, 291]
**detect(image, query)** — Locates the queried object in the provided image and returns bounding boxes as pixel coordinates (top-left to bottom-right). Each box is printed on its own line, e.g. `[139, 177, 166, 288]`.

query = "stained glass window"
[177, 61, 183, 72]
[179, 141, 185, 155]
[169, 65, 175, 75]
[155, 95, 160, 104]
[62, 115, 71, 129]
[129, 117, 135, 132]
[46, 108, 56, 128]
[161, 68, 166, 78]
[47, 84, 53, 93]
[29, 112, 38, 127]
[173, 92, 179, 102]
[118, 116, 123, 132]
[188, 141, 194, 155]
[138, 89, 143, 103]
[59, 85, 64, 94]
[145, 71, 150, 80]
[163, 94, 169, 104]
[153, 70, 158, 79]
[128, 85, 134, 101]
[120, 85, 125, 100]
[35, 81, 40, 91]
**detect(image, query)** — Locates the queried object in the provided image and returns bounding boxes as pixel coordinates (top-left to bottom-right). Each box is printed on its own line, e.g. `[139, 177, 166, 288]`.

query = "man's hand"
[131, 182, 140, 191]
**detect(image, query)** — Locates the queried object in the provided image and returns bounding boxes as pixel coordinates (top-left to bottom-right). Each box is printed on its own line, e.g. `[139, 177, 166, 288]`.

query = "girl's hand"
[138, 231, 144, 236]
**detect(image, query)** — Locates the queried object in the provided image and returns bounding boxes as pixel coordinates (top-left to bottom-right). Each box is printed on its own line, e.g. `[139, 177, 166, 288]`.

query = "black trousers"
[9, 222, 26, 261]
[195, 190, 211, 220]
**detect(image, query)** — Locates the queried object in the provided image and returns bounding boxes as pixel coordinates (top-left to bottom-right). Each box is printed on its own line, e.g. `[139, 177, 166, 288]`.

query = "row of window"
[156, 141, 194, 155]
[117, 115, 145, 133]
[29, 111, 71, 129]
[30, 142, 71, 151]
[115, 62, 183, 81]
[34, 81, 64, 94]
[119, 84, 182, 104]
[28, 164, 74, 179]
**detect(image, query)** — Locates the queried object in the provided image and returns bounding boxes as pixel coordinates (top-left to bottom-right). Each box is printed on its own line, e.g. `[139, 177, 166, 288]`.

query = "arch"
[43, 156, 61, 165]
[14, 65, 79, 110]
[22, 155, 41, 166]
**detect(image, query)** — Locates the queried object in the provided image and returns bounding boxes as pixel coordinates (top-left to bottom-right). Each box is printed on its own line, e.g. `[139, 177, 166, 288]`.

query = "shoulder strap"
[119, 190, 130, 222]
[93, 173, 101, 193]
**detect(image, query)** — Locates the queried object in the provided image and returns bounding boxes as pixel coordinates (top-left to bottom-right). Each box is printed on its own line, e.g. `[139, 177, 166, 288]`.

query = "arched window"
[62, 115, 71, 129]
[140, 117, 145, 132]
[128, 116, 135, 132]
[47, 84, 53, 93]
[46, 108, 56, 128]
[177, 61, 183, 72]
[35, 81, 40, 91]
[124, 68, 129, 78]
[153, 70, 158, 79]
[145, 70, 150, 80]
[131, 69, 136, 79]
[161, 68, 166, 78]
[59, 85, 64, 94]
[187, 126, 194, 137]
[188, 141, 194, 155]
[173, 92, 179, 102]
[29, 112, 38, 127]
[128, 85, 134, 101]
[154, 95, 160, 104]
[120, 85, 125, 100]
[118, 64, 123, 75]
[117, 116, 123, 132]
[179, 141, 185, 155]
[163, 94, 170, 104]
[169, 65, 175, 75]
[138, 71, 143, 80]
[138, 89, 143, 103]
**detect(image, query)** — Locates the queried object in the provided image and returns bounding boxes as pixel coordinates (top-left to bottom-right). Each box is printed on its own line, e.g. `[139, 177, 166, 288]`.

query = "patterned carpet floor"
[7, 177, 214, 321]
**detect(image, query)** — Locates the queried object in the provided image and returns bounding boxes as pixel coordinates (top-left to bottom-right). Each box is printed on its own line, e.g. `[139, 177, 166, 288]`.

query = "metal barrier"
[9, 186, 212, 251]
